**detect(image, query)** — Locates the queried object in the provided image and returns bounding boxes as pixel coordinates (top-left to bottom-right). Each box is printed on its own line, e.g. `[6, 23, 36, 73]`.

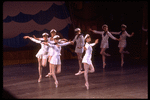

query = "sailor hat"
[42, 32, 49, 36]
[74, 28, 81, 32]
[102, 24, 108, 29]
[84, 34, 90, 39]
[121, 24, 127, 28]
[53, 35, 60, 39]
[50, 29, 57, 33]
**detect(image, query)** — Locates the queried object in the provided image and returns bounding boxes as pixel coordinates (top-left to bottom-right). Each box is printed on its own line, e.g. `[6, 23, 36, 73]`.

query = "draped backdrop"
[3, 1, 72, 48]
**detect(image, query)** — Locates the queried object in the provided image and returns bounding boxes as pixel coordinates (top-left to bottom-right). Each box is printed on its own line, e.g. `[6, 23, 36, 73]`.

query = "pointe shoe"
[103, 63, 106, 68]
[55, 81, 58, 88]
[45, 73, 52, 78]
[75, 71, 82, 75]
[121, 62, 124, 67]
[85, 83, 89, 90]
[38, 77, 42, 83]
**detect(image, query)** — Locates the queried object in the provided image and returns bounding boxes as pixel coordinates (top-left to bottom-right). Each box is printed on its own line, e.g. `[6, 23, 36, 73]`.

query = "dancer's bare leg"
[42, 58, 47, 67]
[38, 58, 42, 82]
[75, 53, 83, 75]
[119, 47, 124, 67]
[51, 64, 58, 88]
[77, 53, 83, 71]
[56, 65, 61, 74]
[83, 63, 89, 90]
[100, 48, 107, 68]
[45, 56, 52, 77]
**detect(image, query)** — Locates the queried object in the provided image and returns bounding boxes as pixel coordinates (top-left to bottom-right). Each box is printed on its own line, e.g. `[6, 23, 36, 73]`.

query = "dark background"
[65, 1, 148, 59]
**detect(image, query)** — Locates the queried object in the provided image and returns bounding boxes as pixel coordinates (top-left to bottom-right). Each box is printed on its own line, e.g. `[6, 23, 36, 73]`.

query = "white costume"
[93, 30, 117, 48]
[111, 31, 132, 47]
[48, 42, 71, 65]
[28, 37, 49, 59]
[82, 42, 96, 65]
[73, 34, 85, 53]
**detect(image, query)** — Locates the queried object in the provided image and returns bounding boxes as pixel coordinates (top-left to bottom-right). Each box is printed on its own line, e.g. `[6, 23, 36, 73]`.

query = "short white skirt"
[36, 49, 48, 59]
[100, 41, 109, 48]
[48, 47, 54, 56]
[75, 47, 84, 53]
[118, 40, 126, 48]
[50, 55, 61, 65]
[82, 55, 92, 65]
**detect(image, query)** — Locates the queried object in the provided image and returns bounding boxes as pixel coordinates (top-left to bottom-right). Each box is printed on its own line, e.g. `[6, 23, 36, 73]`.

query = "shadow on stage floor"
[3, 56, 148, 99]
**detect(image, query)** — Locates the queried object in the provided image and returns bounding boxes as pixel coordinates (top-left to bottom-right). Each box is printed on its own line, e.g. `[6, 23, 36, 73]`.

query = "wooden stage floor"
[3, 56, 148, 99]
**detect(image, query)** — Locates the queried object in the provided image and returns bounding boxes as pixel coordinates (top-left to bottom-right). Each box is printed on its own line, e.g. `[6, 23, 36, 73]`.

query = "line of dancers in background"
[23, 24, 134, 90]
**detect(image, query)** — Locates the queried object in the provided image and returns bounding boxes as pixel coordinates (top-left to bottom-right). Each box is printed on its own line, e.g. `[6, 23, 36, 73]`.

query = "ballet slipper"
[45, 73, 52, 78]
[121, 61, 124, 67]
[38, 77, 42, 83]
[85, 83, 89, 90]
[55, 81, 58, 88]
[103, 62, 106, 68]
[75, 70, 83, 75]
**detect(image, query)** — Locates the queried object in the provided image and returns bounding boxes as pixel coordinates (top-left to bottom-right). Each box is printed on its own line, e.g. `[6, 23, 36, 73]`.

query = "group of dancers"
[23, 24, 134, 90]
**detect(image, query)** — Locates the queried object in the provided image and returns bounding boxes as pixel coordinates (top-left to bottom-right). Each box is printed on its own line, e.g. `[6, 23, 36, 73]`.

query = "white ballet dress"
[111, 31, 132, 48]
[29, 37, 49, 59]
[82, 42, 96, 65]
[48, 42, 71, 65]
[93, 30, 117, 48]
[73, 34, 85, 53]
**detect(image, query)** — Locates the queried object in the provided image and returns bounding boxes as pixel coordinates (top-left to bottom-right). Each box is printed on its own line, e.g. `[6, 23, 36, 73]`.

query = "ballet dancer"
[111, 24, 134, 67]
[33, 29, 68, 78]
[89, 24, 120, 68]
[23, 32, 50, 83]
[72, 28, 85, 75]
[43, 35, 73, 87]
[82, 34, 99, 90]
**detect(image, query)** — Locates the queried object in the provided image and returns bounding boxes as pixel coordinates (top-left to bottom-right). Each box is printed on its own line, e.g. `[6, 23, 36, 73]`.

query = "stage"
[3, 56, 148, 99]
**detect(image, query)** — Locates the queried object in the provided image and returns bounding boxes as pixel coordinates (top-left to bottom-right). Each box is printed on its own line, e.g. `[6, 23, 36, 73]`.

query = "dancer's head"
[121, 24, 127, 31]
[42, 32, 49, 40]
[85, 34, 91, 43]
[102, 24, 108, 32]
[50, 29, 57, 38]
[74, 28, 81, 35]
[53, 35, 60, 43]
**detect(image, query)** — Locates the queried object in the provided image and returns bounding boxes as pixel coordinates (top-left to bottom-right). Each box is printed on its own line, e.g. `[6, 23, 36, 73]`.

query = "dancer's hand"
[95, 39, 99, 44]
[89, 28, 93, 32]
[23, 36, 30, 39]
[131, 32, 134, 37]
[33, 35, 36, 39]
[61, 38, 68, 42]
[116, 38, 120, 41]
[84, 46, 87, 50]
[70, 41, 74, 45]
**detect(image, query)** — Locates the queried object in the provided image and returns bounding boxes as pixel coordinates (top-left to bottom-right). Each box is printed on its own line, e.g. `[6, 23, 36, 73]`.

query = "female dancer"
[82, 34, 98, 90]
[72, 28, 85, 75]
[111, 24, 134, 67]
[43, 35, 73, 87]
[23, 32, 49, 83]
[89, 24, 119, 68]
[33, 29, 68, 78]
